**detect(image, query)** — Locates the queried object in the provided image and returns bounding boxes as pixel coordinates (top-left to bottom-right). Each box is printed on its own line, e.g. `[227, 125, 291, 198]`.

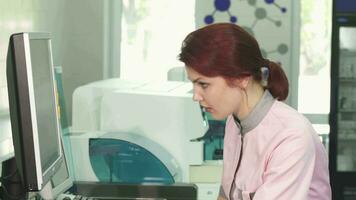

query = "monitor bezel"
[7, 32, 64, 191]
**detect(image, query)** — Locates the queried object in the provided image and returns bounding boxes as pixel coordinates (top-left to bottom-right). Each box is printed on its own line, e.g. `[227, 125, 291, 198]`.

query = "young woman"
[179, 23, 331, 200]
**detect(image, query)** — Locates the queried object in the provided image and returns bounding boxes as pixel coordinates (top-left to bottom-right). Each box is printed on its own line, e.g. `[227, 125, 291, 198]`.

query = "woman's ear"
[234, 76, 251, 89]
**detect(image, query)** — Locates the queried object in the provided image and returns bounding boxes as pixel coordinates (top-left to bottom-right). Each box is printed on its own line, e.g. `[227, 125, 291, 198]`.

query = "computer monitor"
[50, 141, 73, 198]
[5, 32, 64, 198]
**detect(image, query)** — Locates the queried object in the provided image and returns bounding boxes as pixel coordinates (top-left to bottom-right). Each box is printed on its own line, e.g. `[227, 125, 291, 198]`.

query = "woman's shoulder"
[269, 101, 308, 125]
[266, 101, 315, 137]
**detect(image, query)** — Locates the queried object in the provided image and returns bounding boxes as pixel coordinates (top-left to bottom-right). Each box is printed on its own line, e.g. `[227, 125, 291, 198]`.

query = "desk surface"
[70, 181, 197, 200]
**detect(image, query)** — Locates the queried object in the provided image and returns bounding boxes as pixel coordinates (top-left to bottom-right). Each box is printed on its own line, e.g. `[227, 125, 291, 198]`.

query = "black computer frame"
[6, 32, 64, 192]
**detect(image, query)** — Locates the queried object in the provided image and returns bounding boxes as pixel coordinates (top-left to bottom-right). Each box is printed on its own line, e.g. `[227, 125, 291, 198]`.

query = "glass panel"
[298, 0, 332, 114]
[89, 138, 174, 183]
[337, 27, 356, 172]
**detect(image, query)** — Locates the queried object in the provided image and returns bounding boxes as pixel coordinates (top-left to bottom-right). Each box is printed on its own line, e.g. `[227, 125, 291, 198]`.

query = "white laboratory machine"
[70, 79, 206, 183]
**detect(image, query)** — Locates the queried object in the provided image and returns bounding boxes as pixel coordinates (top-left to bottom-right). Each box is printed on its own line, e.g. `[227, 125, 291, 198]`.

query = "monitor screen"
[29, 37, 61, 173]
[6, 32, 63, 192]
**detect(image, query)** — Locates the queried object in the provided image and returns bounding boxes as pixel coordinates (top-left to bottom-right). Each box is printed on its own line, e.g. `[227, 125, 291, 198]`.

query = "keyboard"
[57, 193, 98, 200]
[57, 193, 167, 200]
[72, 195, 98, 200]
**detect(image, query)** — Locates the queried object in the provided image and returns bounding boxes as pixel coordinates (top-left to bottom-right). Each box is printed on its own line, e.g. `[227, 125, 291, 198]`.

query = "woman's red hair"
[178, 23, 289, 101]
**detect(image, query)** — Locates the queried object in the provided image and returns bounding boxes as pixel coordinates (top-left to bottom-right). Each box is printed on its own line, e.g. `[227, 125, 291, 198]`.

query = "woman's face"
[186, 67, 245, 120]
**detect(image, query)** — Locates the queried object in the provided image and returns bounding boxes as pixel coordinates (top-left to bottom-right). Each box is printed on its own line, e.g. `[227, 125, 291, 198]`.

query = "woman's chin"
[210, 113, 226, 120]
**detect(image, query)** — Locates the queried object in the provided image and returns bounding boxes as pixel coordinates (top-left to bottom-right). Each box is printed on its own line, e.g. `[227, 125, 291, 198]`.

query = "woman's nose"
[193, 91, 203, 102]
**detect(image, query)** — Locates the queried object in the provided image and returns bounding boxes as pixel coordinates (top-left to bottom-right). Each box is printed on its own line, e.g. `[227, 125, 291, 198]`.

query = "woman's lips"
[201, 105, 213, 113]
[205, 107, 213, 113]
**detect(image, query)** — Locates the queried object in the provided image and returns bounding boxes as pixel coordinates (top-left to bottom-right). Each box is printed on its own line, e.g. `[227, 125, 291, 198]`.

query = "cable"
[0, 170, 19, 184]
[0, 169, 23, 185]
[0, 169, 26, 199]
[0, 183, 27, 200]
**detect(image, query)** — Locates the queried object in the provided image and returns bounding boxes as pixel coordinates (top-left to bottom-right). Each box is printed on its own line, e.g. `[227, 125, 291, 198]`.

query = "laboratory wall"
[60, 1, 105, 124]
[0, 0, 66, 171]
[0, 0, 110, 167]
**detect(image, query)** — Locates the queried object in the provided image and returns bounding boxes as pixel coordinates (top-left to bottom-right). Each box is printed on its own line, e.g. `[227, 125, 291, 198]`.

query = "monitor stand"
[1, 157, 26, 200]
[39, 181, 54, 200]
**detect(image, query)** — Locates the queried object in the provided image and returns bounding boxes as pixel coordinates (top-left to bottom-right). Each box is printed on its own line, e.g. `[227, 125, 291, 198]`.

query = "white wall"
[60, 0, 107, 124]
[0, 1, 64, 111]
[0, 0, 113, 168]
[0, 0, 66, 168]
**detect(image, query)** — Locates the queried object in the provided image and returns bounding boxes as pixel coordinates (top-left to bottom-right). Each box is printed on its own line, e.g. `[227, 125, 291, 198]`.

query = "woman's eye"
[199, 82, 209, 89]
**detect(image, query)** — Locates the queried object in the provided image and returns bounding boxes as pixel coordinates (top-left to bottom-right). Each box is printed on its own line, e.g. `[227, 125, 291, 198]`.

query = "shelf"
[338, 134, 356, 140]
[340, 50, 356, 57]
[338, 128, 356, 135]
[339, 109, 356, 112]
[339, 78, 356, 83]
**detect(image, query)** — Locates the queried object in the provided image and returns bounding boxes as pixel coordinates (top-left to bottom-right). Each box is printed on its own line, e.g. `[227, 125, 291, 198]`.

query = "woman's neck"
[235, 82, 265, 120]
